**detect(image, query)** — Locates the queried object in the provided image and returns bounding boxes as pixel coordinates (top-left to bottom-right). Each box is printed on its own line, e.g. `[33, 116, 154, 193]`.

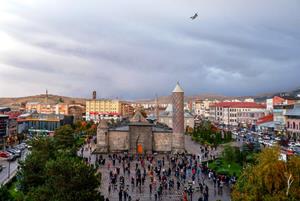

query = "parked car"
[6, 148, 21, 157]
[292, 147, 300, 156]
[0, 151, 10, 158]
[15, 144, 26, 151]
[0, 151, 16, 161]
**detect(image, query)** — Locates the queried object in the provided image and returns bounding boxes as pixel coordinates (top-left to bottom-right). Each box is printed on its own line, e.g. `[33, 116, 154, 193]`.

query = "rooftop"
[285, 104, 300, 116]
[0, 114, 9, 118]
[159, 104, 194, 118]
[211, 102, 266, 109]
[172, 82, 184, 93]
[257, 114, 273, 125]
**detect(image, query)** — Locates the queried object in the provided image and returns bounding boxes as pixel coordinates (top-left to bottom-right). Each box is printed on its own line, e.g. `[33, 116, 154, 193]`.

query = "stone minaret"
[45, 89, 48, 103]
[172, 82, 185, 153]
[155, 94, 159, 121]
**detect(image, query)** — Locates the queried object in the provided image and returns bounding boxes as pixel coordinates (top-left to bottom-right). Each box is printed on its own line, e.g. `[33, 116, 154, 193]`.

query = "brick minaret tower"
[171, 82, 185, 153]
[92, 91, 97, 100]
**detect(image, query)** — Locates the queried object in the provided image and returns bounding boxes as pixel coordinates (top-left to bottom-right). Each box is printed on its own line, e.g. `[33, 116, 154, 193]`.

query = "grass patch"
[7, 179, 24, 200]
[75, 137, 86, 147]
[208, 159, 242, 177]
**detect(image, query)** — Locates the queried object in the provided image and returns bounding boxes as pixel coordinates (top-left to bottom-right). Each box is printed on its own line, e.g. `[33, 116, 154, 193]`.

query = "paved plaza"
[80, 136, 231, 201]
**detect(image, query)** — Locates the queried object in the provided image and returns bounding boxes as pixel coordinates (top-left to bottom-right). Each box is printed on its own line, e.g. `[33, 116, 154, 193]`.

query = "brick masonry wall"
[172, 91, 185, 151]
[172, 92, 184, 134]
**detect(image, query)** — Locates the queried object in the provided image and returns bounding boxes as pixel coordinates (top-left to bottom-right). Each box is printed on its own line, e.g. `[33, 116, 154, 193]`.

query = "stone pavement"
[95, 155, 231, 201]
[79, 136, 231, 201]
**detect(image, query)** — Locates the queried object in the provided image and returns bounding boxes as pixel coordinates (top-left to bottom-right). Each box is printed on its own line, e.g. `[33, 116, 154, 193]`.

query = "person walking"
[149, 183, 152, 194]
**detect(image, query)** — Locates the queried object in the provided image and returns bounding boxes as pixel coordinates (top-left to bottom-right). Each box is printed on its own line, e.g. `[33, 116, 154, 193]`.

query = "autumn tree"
[232, 147, 300, 201]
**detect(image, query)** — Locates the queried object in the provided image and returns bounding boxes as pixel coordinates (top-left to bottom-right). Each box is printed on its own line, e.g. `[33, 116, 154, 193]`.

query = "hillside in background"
[1, 87, 300, 108]
[0, 94, 87, 109]
[133, 93, 259, 104]
[254, 87, 300, 102]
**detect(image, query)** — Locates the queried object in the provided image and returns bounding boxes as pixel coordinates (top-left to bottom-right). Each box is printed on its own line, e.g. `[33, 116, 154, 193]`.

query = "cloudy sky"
[0, 0, 299, 99]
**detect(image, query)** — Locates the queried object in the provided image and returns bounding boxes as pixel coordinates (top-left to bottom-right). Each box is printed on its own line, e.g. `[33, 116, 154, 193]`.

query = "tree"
[0, 185, 13, 201]
[20, 137, 56, 193]
[232, 147, 300, 201]
[54, 125, 76, 149]
[25, 154, 102, 201]
[20, 134, 103, 201]
[223, 145, 239, 163]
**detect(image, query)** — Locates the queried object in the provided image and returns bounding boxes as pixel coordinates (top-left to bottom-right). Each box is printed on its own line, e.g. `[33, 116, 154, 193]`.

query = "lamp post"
[7, 159, 11, 179]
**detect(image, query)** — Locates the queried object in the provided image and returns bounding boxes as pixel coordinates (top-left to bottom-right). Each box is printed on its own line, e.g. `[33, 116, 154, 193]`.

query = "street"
[0, 149, 28, 185]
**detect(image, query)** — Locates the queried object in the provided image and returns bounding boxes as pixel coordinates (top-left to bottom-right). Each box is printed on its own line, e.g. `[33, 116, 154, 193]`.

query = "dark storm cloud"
[0, 0, 300, 99]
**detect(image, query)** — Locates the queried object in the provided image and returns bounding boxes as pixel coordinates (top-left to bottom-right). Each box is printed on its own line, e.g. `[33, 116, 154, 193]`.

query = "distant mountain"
[2, 87, 300, 109]
[135, 93, 235, 104]
[135, 87, 300, 104]
[0, 94, 87, 109]
[254, 87, 300, 102]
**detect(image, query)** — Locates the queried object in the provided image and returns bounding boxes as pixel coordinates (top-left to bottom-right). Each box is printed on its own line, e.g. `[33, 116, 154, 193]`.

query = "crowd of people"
[78, 137, 232, 201]
[91, 152, 232, 201]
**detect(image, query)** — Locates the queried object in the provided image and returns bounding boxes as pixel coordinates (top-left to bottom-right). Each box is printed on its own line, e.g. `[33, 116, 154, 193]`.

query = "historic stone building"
[95, 83, 185, 154]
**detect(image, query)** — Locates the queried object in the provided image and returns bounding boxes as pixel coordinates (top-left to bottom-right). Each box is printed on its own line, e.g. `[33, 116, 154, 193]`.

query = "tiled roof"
[210, 102, 266, 109]
[257, 114, 273, 125]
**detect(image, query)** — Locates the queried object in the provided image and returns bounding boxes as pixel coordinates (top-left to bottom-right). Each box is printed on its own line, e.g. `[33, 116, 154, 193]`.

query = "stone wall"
[96, 126, 108, 153]
[153, 132, 172, 152]
[108, 131, 129, 152]
[129, 125, 153, 154]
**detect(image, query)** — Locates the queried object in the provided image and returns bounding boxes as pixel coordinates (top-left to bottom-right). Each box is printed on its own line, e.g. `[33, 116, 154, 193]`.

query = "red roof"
[210, 102, 266, 109]
[0, 111, 21, 119]
[257, 114, 273, 125]
[89, 112, 120, 115]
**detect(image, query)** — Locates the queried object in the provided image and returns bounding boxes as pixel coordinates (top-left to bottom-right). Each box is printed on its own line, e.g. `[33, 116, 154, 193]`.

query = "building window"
[293, 122, 296, 129]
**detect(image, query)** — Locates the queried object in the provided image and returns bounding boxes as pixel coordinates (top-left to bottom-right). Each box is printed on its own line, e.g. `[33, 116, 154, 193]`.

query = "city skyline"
[0, 0, 300, 99]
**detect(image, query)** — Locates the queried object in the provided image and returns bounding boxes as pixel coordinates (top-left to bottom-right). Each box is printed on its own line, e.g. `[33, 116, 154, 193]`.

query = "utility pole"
[7, 160, 11, 179]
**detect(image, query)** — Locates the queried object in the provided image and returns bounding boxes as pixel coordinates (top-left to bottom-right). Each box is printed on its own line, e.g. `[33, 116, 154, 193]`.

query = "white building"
[194, 99, 219, 118]
[209, 102, 266, 126]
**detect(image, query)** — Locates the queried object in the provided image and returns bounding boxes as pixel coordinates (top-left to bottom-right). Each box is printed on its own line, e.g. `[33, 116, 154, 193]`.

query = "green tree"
[25, 154, 102, 201]
[54, 125, 76, 149]
[20, 133, 103, 201]
[232, 147, 300, 201]
[20, 137, 56, 193]
[0, 185, 13, 201]
[223, 145, 236, 163]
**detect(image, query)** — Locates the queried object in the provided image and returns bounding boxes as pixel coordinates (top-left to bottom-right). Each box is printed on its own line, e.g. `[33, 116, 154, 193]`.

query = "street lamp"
[7, 159, 11, 179]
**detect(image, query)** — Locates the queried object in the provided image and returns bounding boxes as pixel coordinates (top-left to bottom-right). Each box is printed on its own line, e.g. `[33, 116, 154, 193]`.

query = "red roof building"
[209, 102, 267, 126]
